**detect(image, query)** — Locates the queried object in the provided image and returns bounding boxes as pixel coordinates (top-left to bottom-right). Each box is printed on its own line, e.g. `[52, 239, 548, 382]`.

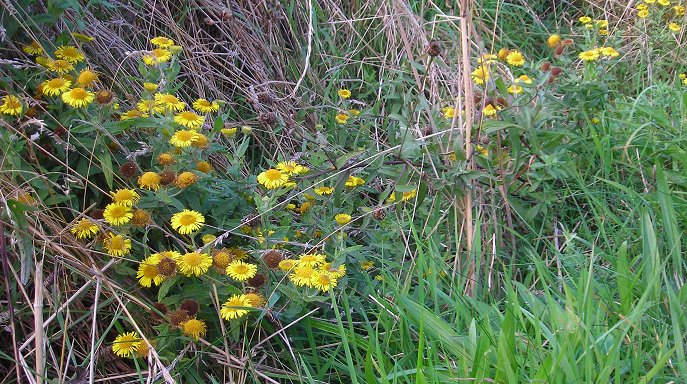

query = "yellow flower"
[120, 109, 148, 120]
[598, 29, 608, 35]
[175, 171, 199, 188]
[158, 153, 174, 165]
[197, 161, 213, 173]
[320, 262, 346, 278]
[360, 260, 374, 270]
[22, 41, 44, 55]
[150, 36, 175, 48]
[174, 111, 205, 129]
[220, 295, 253, 320]
[41, 78, 71, 96]
[669, 22, 681, 32]
[338, 89, 352, 99]
[442, 106, 455, 118]
[594, 19, 609, 28]
[103, 203, 133, 226]
[143, 82, 158, 92]
[138, 172, 161, 191]
[70, 218, 100, 239]
[471, 65, 490, 85]
[335, 213, 352, 225]
[0, 95, 22, 116]
[345, 176, 365, 187]
[507, 84, 523, 95]
[109, 189, 140, 206]
[244, 293, 266, 307]
[578, 16, 592, 24]
[257, 168, 289, 189]
[314, 186, 334, 195]
[154, 93, 186, 110]
[298, 253, 326, 267]
[137, 256, 164, 287]
[55, 46, 85, 63]
[505, 50, 525, 66]
[675, 5, 685, 16]
[497, 47, 510, 61]
[111, 332, 141, 357]
[276, 161, 309, 175]
[175, 251, 212, 276]
[170, 209, 205, 234]
[76, 69, 98, 88]
[35, 56, 50, 67]
[645, 0, 656, 4]
[348, 108, 361, 116]
[477, 53, 498, 64]
[658, 0, 670, 5]
[62, 88, 95, 108]
[226, 261, 258, 281]
[102, 232, 131, 257]
[169, 129, 200, 148]
[310, 271, 338, 292]
[290, 265, 316, 287]
[638, 9, 649, 18]
[137, 99, 164, 114]
[47, 59, 74, 74]
[547, 34, 561, 48]
[142, 48, 172, 65]
[400, 189, 417, 202]
[599, 47, 619, 57]
[335, 113, 349, 124]
[180, 318, 206, 341]
[279, 259, 297, 271]
[192, 98, 220, 113]
[578, 50, 600, 61]
[222, 127, 237, 137]
[516, 75, 533, 84]
[299, 201, 312, 214]
[482, 104, 500, 117]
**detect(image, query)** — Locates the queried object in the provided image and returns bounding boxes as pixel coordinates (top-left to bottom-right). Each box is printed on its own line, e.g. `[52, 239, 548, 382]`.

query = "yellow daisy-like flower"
[62, 88, 95, 108]
[594, 19, 609, 28]
[226, 261, 258, 281]
[547, 34, 561, 48]
[154, 93, 186, 111]
[310, 271, 338, 292]
[202, 234, 216, 244]
[70, 218, 100, 239]
[290, 265, 316, 287]
[506, 50, 525, 66]
[599, 47, 619, 58]
[507, 84, 523, 95]
[314, 186, 334, 195]
[257, 169, 289, 189]
[345, 176, 365, 187]
[475, 145, 489, 157]
[348, 108, 361, 116]
[192, 98, 220, 113]
[279, 259, 297, 271]
[401, 189, 417, 202]
[471, 65, 490, 85]
[102, 232, 131, 257]
[276, 161, 309, 175]
[170, 209, 205, 234]
[320, 262, 346, 278]
[143, 82, 158, 92]
[137, 99, 164, 114]
[658, 0, 670, 5]
[220, 295, 253, 320]
[483, 104, 500, 117]
[338, 89, 352, 99]
[675, 5, 685, 16]
[112, 332, 141, 357]
[22, 41, 44, 55]
[516, 75, 533, 84]
[442, 106, 455, 119]
[175, 171, 199, 188]
[197, 161, 213, 173]
[669, 22, 681, 32]
[169, 129, 200, 148]
[55, 46, 85, 63]
[158, 153, 174, 165]
[335, 214, 352, 225]
[244, 293, 266, 307]
[120, 109, 148, 120]
[109, 189, 140, 206]
[637, 9, 649, 18]
[175, 251, 212, 276]
[191, 133, 209, 149]
[142, 48, 172, 66]
[298, 253, 326, 267]
[138, 171, 161, 191]
[47, 59, 75, 74]
[35, 56, 50, 67]
[222, 127, 238, 137]
[174, 111, 205, 129]
[579, 16, 592, 24]
[137, 256, 165, 287]
[41, 78, 72, 96]
[150, 36, 175, 48]
[360, 260, 374, 270]
[335, 113, 349, 124]
[0, 95, 23, 116]
[477, 53, 498, 64]
[76, 69, 98, 88]
[578, 50, 600, 61]
[103, 203, 133, 226]
[180, 318, 206, 341]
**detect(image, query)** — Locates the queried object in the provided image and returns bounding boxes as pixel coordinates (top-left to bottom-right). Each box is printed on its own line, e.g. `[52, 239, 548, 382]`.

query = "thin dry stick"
[34, 253, 45, 384]
[88, 271, 101, 384]
[0, 221, 23, 384]
[287, 0, 313, 99]
[459, 0, 476, 296]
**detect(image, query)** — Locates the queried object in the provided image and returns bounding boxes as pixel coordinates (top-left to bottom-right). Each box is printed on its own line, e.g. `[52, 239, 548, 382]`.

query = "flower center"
[143, 264, 158, 278]
[6, 98, 21, 108]
[109, 237, 124, 249]
[48, 78, 66, 88]
[264, 169, 283, 181]
[234, 265, 249, 274]
[184, 252, 202, 266]
[110, 206, 126, 217]
[181, 112, 197, 120]
[176, 131, 194, 141]
[71, 88, 87, 99]
[178, 213, 197, 226]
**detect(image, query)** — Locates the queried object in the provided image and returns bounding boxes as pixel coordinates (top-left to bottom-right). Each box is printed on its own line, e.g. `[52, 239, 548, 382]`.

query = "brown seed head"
[95, 89, 114, 105]
[428, 39, 441, 57]
[540, 61, 551, 71]
[262, 250, 283, 269]
[180, 299, 200, 317]
[247, 273, 267, 288]
[151, 302, 168, 322]
[159, 171, 177, 186]
[169, 309, 189, 327]
[157, 257, 177, 278]
[119, 161, 138, 178]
